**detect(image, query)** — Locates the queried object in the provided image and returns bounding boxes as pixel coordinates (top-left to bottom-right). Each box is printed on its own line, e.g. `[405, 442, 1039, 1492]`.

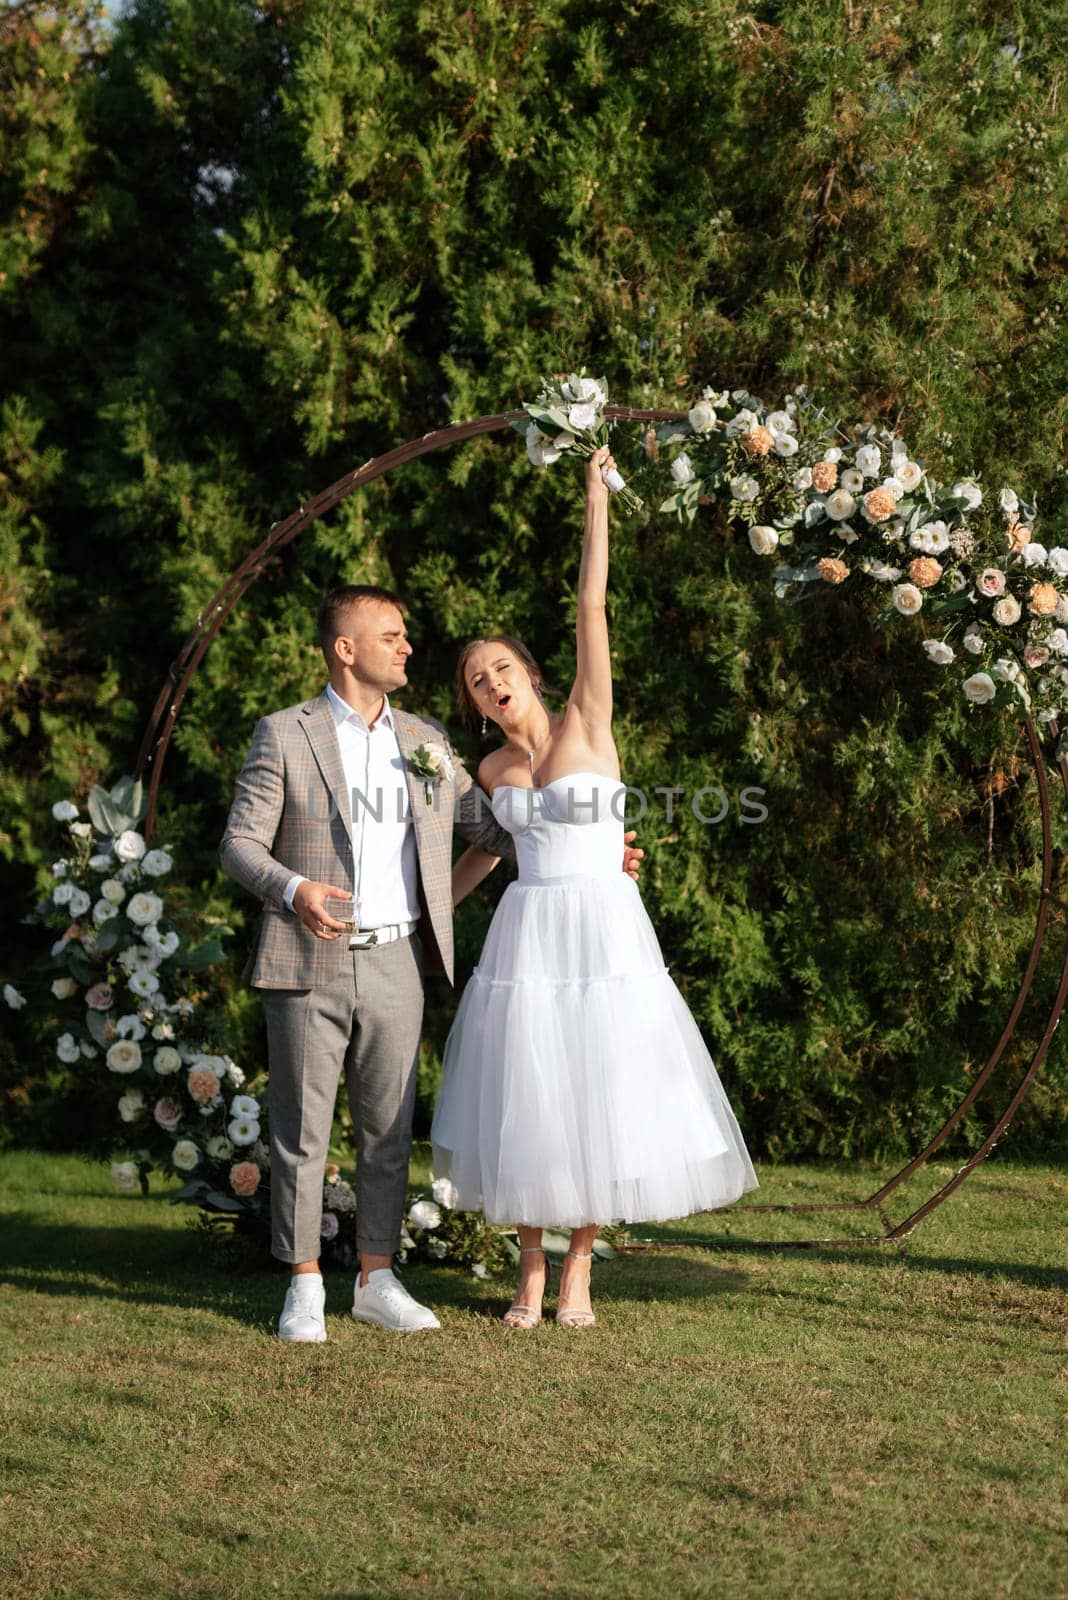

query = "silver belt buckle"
[352, 928, 379, 948]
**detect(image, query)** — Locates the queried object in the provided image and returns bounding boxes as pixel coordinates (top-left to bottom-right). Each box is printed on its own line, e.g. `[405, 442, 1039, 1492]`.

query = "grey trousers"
[260, 932, 425, 1264]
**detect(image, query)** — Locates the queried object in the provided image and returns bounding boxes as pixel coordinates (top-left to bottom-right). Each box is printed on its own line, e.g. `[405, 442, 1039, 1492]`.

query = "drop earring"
[481, 715, 488, 735]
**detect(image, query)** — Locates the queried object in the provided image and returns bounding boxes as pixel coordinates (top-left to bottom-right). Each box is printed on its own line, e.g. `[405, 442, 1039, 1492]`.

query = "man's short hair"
[316, 584, 408, 664]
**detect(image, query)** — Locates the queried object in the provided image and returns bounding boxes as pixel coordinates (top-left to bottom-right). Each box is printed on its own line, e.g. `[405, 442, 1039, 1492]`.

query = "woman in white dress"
[431, 446, 758, 1328]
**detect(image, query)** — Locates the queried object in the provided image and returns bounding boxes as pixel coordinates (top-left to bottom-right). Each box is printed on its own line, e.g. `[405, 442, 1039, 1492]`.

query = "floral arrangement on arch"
[523, 377, 1066, 752]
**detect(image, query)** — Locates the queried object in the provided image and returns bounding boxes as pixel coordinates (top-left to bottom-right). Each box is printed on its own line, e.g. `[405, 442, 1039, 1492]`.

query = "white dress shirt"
[283, 685, 421, 928]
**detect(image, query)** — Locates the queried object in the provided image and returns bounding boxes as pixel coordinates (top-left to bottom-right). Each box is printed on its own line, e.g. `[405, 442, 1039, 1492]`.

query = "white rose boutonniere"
[408, 742, 455, 805]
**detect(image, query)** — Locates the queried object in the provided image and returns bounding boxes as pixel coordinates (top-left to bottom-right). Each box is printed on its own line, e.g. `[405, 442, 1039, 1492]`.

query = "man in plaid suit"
[220, 584, 519, 1339]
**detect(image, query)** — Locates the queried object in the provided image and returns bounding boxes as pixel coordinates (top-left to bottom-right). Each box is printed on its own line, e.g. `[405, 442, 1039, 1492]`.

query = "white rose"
[101, 879, 126, 905]
[566, 401, 599, 431]
[114, 830, 147, 863]
[855, 444, 882, 478]
[748, 525, 779, 556]
[1021, 543, 1048, 569]
[766, 410, 795, 435]
[128, 970, 160, 999]
[229, 1092, 261, 1119]
[51, 977, 78, 1000]
[5, 983, 27, 1010]
[922, 640, 955, 664]
[407, 1199, 442, 1230]
[118, 1088, 145, 1123]
[993, 595, 1022, 626]
[670, 451, 695, 485]
[772, 432, 798, 457]
[910, 520, 950, 555]
[153, 1045, 181, 1074]
[730, 474, 760, 502]
[892, 583, 924, 615]
[93, 899, 119, 927]
[825, 489, 857, 521]
[1046, 548, 1068, 577]
[52, 881, 75, 906]
[687, 399, 717, 433]
[963, 672, 997, 704]
[952, 479, 983, 511]
[725, 408, 758, 437]
[432, 1176, 459, 1208]
[172, 1139, 200, 1172]
[228, 1116, 261, 1146]
[792, 467, 813, 491]
[896, 461, 923, 492]
[110, 1161, 139, 1192]
[1047, 629, 1068, 656]
[992, 657, 1020, 683]
[963, 630, 985, 655]
[824, 447, 843, 463]
[839, 468, 865, 493]
[52, 800, 79, 822]
[56, 1032, 81, 1063]
[67, 888, 91, 918]
[880, 477, 904, 501]
[999, 486, 1020, 517]
[106, 1039, 142, 1074]
[126, 892, 164, 927]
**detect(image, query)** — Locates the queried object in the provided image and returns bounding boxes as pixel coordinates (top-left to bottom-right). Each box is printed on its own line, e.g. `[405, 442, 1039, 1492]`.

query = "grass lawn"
[0, 1147, 1065, 1600]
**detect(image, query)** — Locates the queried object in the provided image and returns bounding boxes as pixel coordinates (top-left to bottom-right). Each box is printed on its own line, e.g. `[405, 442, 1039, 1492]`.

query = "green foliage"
[2, 0, 1067, 1158]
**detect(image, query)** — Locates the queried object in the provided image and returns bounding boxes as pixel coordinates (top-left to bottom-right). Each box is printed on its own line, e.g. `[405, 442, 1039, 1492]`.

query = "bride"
[431, 446, 758, 1328]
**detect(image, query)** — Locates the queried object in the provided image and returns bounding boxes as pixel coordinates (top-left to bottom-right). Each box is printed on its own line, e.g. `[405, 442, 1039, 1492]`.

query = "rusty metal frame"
[132, 409, 1066, 1251]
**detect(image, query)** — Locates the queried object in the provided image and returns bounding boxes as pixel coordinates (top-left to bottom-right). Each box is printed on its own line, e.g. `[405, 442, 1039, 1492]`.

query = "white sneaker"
[351, 1268, 441, 1333]
[278, 1273, 327, 1343]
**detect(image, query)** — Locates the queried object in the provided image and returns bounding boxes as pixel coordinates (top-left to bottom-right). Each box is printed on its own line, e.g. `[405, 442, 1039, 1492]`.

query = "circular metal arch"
[132, 408, 1068, 1249]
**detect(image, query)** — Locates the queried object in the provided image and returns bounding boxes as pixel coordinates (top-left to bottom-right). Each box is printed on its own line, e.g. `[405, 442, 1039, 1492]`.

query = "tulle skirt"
[431, 873, 759, 1228]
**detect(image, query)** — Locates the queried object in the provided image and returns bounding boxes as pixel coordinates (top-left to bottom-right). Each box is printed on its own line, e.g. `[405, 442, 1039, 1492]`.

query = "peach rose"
[740, 426, 774, 457]
[1029, 582, 1059, 617]
[1024, 645, 1051, 668]
[816, 557, 849, 585]
[187, 1067, 222, 1105]
[977, 568, 1007, 598]
[811, 460, 838, 492]
[86, 982, 113, 1011]
[864, 488, 897, 522]
[909, 558, 943, 589]
[229, 1161, 261, 1197]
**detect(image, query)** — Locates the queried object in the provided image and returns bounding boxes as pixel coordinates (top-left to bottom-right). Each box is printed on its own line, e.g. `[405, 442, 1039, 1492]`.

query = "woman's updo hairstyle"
[455, 636, 551, 730]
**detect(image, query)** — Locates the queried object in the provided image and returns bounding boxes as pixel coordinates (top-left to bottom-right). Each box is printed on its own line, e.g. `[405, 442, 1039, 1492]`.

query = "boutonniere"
[407, 741, 455, 804]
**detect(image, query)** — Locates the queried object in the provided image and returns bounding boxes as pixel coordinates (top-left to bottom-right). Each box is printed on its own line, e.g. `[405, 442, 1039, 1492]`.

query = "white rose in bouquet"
[1047, 629, 1068, 656]
[408, 1199, 442, 1230]
[172, 1139, 200, 1172]
[101, 879, 126, 905]
[729, 474, 760, 502]
[840, 468, 864, 493]
[432, 1176, 459, 1208]
[993, 595, 1022, 626]
[825, 490, 857, 521]
[922, 640, 955, 664]
[51, 977, 78, 1000]
[114, 830, 146, 863]
[141, 850, 173, 877]
[153, 1045, 182, 1074]
[1021, 543, 1048, 569]
[725, 408, 758, 437]
[110, 1161, 139, 1191]
[687, 399, 717, 433]
[118, 1088, 145, 1123]
[892, 583, 924, 615]
[1046, 548, 1068, 577]
[670, 451, 695, 485]
[896, 461, 923, 492]
[766, 410, 795, 435]
[855, 444, 882, 478]
[127, 892, 164, 927]
[963, 672, 997, 704]
[748, 526, 780, 556]
[952, 479, 983, 510]
[106, 1039, 142, 1074]
[56, 1032, 81, 1063]
[962, 629, 985, 654]
[792, 467, 813, 491]
[772, 432, 798, 457]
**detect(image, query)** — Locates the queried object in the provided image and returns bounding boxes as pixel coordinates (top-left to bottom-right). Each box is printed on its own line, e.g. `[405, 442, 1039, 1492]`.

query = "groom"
[220, 583, 639, 1342]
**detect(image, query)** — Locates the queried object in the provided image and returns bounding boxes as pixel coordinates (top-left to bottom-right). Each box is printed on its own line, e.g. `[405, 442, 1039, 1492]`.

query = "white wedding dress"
[431, 772, 759, 1228]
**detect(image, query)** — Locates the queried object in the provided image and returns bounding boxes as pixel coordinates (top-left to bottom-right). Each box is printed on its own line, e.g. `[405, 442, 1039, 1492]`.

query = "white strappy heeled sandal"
[502, 1247, 550, 1329]
[555, 1249, 597, 1328]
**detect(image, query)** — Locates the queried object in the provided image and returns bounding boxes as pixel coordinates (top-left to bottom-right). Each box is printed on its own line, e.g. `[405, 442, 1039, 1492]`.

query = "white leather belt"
[349, 919, 419, 949]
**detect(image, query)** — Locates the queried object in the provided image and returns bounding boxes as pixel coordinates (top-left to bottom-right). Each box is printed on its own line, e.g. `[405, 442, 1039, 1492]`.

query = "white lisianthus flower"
[51, 977, 78, 1000]
[56, 1032, 81, 1063]
[748, 526, 779, 556]
[687, 399, 717, 433]
[922, 640, 955, 665]
[93, 899, 119, 927]
[106, 1039, 142, 1074]
[1047, 628, 1068, 656]
[67, 888, 91, 918]
[855, 444, 882, 478]
[730, 474, 760, 502]
[52, 800, 79, 822]
[963, 629, 985, 655]
[839, 468, 865, 494]
[896, 461, 923, 492]
[766, 410, 795, 435]
[117, 862, 140, 883]
[725, 408, 758, 437]
[119, 945, 158, 973]
[952, 479, 983, 511]
[228, 1115, 261, 1147]
[993, 595, 1022, 626]
[998, 486, 1020, 518]
[110, 1161, 139, 1192]
[126, 892, 164, 927]
[825, 489, 857, 521]
[552, 431, 576, 451]
[565, 375, 606, 407]
[892, 583, 924, 615]
[702, 387, 729, 406]
[114, 830, 146, 863]
[52, 881, 75, 906]
[1046, 548, 1068, 578]
[207, 1135, 235, 1162]
[963, 672, 997, 704]
[1021, 543, 1048, 569]
[910, 521, 950, 555]
[408, 1199, 442, 1230]
[834, 524, 860, 545]
[992, 657, 1021, 683]
[116, 1014, 146, 1040]
[864, 561, 903, 583]
[101, 879, 126, 905]
[153, 1045, 181, 1074]
[824, 447, 843, 464]
[566, 401, 599, 431]
[229, 1092, 261, 1120]
[118, 1088, 145, 1123]
[772, 432, 798, 457]
[5, 983, 27, 1009]
[172, 1139, 200, 1172]
[128, 970, 161, 999]
[792, 467, 813, 491]
[432, 1176, 459, 1208]
[670, 451, 695, 485]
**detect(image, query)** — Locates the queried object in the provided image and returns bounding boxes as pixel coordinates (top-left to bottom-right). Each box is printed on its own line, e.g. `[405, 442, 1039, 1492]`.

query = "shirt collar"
[325, 682, 395, 733]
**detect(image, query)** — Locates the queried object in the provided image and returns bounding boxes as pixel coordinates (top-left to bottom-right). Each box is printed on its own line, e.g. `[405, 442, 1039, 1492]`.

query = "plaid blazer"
[219, 691, 515, 989]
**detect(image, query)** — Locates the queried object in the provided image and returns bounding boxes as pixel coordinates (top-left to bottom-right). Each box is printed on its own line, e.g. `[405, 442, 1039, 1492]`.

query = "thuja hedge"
[2, 0, 1066, 1157]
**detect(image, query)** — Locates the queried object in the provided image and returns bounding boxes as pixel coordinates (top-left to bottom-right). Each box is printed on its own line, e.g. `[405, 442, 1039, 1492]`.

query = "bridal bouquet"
[517, 371, 644, 514]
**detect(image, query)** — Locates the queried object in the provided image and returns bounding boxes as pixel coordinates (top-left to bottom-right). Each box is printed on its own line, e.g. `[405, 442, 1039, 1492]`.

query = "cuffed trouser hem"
[271, 1244, 320, 1266]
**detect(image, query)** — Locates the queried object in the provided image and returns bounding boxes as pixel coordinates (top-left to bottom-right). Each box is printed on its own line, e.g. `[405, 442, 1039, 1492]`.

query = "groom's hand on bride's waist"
[622, 831, 644, 882]
[290, 880, 353, 940]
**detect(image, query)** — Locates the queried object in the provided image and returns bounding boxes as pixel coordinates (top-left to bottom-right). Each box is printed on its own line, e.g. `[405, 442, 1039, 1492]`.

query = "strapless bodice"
[490, 771, 626, 885]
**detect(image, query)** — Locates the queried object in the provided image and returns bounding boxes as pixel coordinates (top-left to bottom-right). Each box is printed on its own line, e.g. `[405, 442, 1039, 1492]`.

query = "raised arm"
[570, 444, 615, 734]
